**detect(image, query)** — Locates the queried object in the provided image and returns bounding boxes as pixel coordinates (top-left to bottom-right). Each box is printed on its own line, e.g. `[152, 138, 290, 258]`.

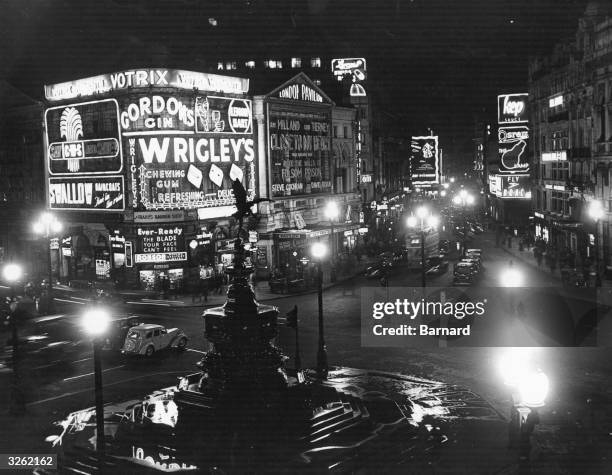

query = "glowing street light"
[2, 263, 23, 284]
[311, 242, 329, 379]
[453, 191, 475, 255]
[407, 206, 439, 288]
[325, 201, 340, 280]
[82, 307, 111, 459]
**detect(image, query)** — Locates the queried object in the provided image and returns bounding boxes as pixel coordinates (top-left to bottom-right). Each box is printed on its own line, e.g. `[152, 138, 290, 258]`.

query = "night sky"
[0, 0, 591, 158]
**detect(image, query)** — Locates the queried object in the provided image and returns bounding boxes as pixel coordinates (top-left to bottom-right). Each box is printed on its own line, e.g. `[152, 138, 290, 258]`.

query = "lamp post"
[588, 200, 604, 287]
[311, 242, 329, 380]
[3, 263, 24, 414]
[498, 348, 549, 466]
[82, 307, 111, 460]
[407, 206, 439, 288]
[33, 212, 62, 312]
[325, 201, 340, 282]
[453, 190, 474, 256]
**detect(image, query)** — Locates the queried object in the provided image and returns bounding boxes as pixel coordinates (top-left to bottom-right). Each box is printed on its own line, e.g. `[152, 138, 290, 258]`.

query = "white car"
[122, 323, 188, 357]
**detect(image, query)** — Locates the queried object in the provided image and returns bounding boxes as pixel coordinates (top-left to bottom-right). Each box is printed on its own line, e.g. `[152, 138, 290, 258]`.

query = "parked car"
[101, 315, 143, 351]
[453, 262, 477, 286]
[460, 257, 481, 273]
[122, 324, 188, 357]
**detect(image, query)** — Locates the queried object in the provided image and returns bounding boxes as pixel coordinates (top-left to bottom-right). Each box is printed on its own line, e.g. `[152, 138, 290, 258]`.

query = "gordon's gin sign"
[497, 93, 528, 124]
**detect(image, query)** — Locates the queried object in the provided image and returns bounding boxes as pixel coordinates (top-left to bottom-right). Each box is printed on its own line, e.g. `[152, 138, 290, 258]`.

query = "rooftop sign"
[45, 69, 250, 102]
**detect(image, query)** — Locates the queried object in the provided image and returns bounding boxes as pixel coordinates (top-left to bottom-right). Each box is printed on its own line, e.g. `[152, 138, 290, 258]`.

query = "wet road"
[2, 229, 612, 473]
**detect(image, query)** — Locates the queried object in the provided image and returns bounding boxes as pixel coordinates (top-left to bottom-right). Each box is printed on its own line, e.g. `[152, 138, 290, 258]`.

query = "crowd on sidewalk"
[496, 224, 601, 287]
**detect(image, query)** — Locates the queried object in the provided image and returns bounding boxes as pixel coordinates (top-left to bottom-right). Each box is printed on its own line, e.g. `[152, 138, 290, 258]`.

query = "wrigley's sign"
[45, 69, 250, 102]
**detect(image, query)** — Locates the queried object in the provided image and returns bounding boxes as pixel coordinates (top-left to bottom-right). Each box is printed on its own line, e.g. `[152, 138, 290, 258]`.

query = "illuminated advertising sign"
[135, 225, 186, 264]
[45, 99, 122, 175]
[542, 151, 567, 161]
[123, 93, 257, 211]
[495, 174, 531, 199]
[361, 174, 373, 183]
[271, 74, 330, 104]
[44, 69, 249, 102]
[49, 176, 125, 211]
[331, 58, 367, 97]
[268, 105, 332, 197]
[498, 126, 530, 173]
[497, 93, 528, 124]
[549, 95, 563, 108]
[410, 136, 439, 184]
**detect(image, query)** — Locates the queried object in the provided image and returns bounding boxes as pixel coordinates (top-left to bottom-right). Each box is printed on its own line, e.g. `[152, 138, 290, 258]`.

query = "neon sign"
[49, 176, 125, 211]
[496, 174, 531, 199]
[497, 93, 528, 124]
[45, 69, 250, 102]
[542, 151, 567, 161]
[46, 99, 123, 175]
[549, 95, 563, 108]
[498, 126, 530, 173]
[410, 136, 440, 184]
[331, 58, 367, 97]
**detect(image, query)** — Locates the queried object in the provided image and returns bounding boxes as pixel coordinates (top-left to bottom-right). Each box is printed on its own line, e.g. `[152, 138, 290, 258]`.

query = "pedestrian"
[201, 278, 209, 302]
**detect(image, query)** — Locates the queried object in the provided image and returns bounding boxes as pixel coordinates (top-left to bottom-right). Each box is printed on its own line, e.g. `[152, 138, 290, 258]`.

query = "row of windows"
[218, 57, 322, 71]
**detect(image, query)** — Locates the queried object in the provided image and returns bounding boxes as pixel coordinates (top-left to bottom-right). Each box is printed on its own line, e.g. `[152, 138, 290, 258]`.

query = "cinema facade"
[44, 69, 361, 289]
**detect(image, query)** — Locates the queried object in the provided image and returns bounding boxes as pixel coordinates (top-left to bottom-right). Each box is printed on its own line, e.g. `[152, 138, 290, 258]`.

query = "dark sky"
[0, 0, 591, 156]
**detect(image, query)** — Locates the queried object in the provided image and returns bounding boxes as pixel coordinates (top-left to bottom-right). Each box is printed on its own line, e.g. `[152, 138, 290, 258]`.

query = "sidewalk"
[499, 243, 612, 288]
[51, 255, 381, 309]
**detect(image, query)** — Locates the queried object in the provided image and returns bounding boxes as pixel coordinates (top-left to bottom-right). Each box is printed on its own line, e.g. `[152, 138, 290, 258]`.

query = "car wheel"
[177, 337, 187, 350]
[145, 345, 154, 357]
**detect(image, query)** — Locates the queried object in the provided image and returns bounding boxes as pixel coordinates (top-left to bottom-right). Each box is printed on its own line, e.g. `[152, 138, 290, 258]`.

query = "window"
[265, 59, 282, 69]
[217, 62, 224, 71]
[333, 125, 338, 138]
[311, 57, 321, 68]
[291, 57, 301, 68]
[343, 125, 348, 138]
[245, 60, 255, 69]
[313, 79, 321, 86]
[153, 329, 160, 337]
[225, 61, 237, 70]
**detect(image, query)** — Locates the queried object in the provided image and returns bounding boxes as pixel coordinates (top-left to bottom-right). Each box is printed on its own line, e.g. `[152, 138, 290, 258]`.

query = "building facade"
[528, 1, 611, 275]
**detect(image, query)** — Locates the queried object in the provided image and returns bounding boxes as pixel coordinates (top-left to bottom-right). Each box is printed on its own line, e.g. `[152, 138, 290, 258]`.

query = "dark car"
[0, 333, 79, 373]
[101, 315, 143, 351]
[453, 262, 477, 286]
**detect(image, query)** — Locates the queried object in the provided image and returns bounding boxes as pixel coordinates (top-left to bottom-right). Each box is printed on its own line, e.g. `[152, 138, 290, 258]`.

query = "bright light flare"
[325, 201, 340, 220]
[440, 190, 447, 197]
[452, 196, 462, 205]
[406, 216, 418, 228]
[416, 206, 428, 219]
[500, 268, 523, 287]
[588, 200, 604, 221]
[518, 370, 550, 407]
[497, 347, 537, 387]
[311, 242, 328, 259]
[427, 215, 439, 229]
[2, 263, 23, 283]
[82, 308, 111, 337]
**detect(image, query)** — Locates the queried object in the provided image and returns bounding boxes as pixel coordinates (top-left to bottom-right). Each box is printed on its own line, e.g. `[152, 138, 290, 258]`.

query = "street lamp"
[407, 206, 439, 288]
[498, 348, 549, 465]
[33, 212, 62, 312]
[325, 201, 340, 281]
[588, 200, 604, 286]
[453, 190, 474, 256]
[3, 263, 25, 414]
[311, 242, 328, 380]
[82, 307, 111, 460]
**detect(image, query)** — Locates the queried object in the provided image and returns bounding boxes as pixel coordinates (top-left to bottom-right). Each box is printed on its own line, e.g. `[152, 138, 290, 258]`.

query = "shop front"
[133, 223, 188, 291]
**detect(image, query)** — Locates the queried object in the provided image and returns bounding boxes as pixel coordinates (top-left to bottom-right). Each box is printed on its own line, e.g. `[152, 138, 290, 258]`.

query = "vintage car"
[101, 315, 143, 351]
[453, 262, 477, 286]
[426, 256, 450, 275]
[122, 323, 188, 357]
